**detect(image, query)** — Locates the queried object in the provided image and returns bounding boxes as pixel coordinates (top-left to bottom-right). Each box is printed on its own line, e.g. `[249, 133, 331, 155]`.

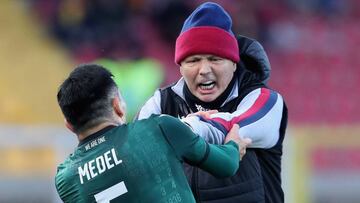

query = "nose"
[198, 60, 212, 75]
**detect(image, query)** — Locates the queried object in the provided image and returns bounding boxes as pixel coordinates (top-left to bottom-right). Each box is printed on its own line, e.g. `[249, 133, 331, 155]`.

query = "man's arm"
[182, 88, 285, 148]
[156, 115, 247, 178]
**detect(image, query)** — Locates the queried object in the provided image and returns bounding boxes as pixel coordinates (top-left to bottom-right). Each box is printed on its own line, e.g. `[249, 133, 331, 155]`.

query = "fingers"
[229, 123, 239, 133]
[199, 110, 219, 119]
[240, 148, 246, 160]
[243, 138, 252, 146]
[225, 124, 252, 160]
[224, 124, 239, 144]
[188, 110, 219, 119]
[239, 137, 251, 159]
[223, 124, 252, 161]
[205, 110, 219, 115]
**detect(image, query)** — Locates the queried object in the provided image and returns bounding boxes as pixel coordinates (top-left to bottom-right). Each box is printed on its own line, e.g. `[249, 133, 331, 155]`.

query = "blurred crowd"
[28, 0, 360, 124]
[29, 0, 195, 80]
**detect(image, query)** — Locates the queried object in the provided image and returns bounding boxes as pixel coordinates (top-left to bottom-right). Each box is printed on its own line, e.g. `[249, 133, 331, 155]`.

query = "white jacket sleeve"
[181, 116, 226, 144]
[183, 88, 284, 149]
[137, 90, 162, 120]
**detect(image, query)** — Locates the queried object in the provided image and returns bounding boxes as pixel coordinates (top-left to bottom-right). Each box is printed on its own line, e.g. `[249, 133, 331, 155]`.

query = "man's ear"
[113, 96, 124, 118]
[179, 65, 185, 76]
[65, 119, 75, 133]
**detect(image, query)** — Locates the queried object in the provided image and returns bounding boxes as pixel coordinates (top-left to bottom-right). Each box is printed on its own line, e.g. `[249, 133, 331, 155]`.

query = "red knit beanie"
[175, 2, 239, 65]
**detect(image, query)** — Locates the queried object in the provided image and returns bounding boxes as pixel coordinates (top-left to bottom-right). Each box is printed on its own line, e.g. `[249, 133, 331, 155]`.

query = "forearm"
[181, 116, 225, 144]
[199, 141, 239, 178]
[158, 115, 240, 178]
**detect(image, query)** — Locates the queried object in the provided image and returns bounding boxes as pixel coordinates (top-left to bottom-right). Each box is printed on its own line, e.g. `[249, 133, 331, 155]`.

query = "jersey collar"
[78, 125, 117, 147]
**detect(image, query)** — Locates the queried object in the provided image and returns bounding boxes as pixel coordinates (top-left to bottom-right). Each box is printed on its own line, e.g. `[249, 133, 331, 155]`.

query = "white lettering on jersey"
[78, 148, 122, 184]
[112, 148, 123, 165]
[84, 136, 107, 151]
[104, 150, 115, 169]
[96, 156, 106, 174]
[78, 163, 90, 184]
[89, 160, 98, 178]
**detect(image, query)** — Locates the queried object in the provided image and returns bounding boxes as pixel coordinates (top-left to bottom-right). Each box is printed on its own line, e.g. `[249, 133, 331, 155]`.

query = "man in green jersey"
[55, 64, 251, 203]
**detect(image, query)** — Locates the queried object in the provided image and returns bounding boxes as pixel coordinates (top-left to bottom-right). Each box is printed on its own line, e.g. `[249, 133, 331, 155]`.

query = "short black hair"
[57, 64, 118, 133]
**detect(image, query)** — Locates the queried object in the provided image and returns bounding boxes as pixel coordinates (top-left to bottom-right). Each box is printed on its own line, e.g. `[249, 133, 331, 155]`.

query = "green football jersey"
[55, 115, 239, 203]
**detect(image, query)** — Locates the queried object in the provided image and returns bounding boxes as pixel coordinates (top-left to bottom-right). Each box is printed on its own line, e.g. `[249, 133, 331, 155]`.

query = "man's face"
[180, 54, 236, 102]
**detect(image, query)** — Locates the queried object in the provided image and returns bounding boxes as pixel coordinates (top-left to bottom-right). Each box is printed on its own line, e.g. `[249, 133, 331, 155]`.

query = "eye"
[183, 57, 200, 64]
[209, 57, 223, 62]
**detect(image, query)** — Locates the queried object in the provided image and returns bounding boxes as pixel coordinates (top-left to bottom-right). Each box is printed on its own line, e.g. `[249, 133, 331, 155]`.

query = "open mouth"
[199, 81, 216, 90]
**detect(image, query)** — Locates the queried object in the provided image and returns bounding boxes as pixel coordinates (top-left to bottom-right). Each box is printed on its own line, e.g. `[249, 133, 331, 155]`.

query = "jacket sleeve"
[157, 115, 239, 178]
[182, 88, 285, 149]
[136, 90, 162, 120]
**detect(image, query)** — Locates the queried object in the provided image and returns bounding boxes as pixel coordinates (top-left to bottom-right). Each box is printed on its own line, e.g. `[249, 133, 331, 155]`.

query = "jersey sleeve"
[156, 115, 239, 178]
[183, 88, 285, 148]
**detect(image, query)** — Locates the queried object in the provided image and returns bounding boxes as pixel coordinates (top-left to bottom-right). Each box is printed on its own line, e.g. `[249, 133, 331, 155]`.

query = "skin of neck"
[77, 119, 124, 141]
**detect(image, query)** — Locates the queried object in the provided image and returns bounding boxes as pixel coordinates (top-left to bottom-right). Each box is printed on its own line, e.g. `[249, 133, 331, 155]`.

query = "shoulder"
[161, 79, 185, 99]
[136, 114, 180, 127]
[159, 81, 177, 92]
[55, 155, 82, 202]
[55, 154, 75, 178]
[137, 90, 162, 119]
[242, 87, 284, 101]
[55, 157, 73, 192]
[150, 114, 193, 134]
[235, 87, 285, 121]
[151, 114, 181, 125]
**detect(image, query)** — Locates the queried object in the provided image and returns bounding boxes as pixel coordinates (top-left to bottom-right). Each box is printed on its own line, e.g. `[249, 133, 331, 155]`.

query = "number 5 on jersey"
[94, 181, 128, 203]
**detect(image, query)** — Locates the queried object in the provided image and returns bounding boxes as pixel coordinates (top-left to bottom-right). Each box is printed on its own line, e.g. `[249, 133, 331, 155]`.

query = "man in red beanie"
[137, 2, 288, 203]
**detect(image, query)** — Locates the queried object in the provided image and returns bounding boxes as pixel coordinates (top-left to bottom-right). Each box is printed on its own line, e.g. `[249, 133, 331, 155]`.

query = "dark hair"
[57, 64, 118, 133]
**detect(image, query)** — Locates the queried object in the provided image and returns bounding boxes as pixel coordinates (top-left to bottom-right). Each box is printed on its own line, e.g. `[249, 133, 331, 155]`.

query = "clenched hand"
[225, 124, 252, 160]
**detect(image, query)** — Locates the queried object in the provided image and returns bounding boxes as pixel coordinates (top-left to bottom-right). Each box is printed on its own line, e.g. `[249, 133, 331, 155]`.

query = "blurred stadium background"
[0, 0, 359, 202]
